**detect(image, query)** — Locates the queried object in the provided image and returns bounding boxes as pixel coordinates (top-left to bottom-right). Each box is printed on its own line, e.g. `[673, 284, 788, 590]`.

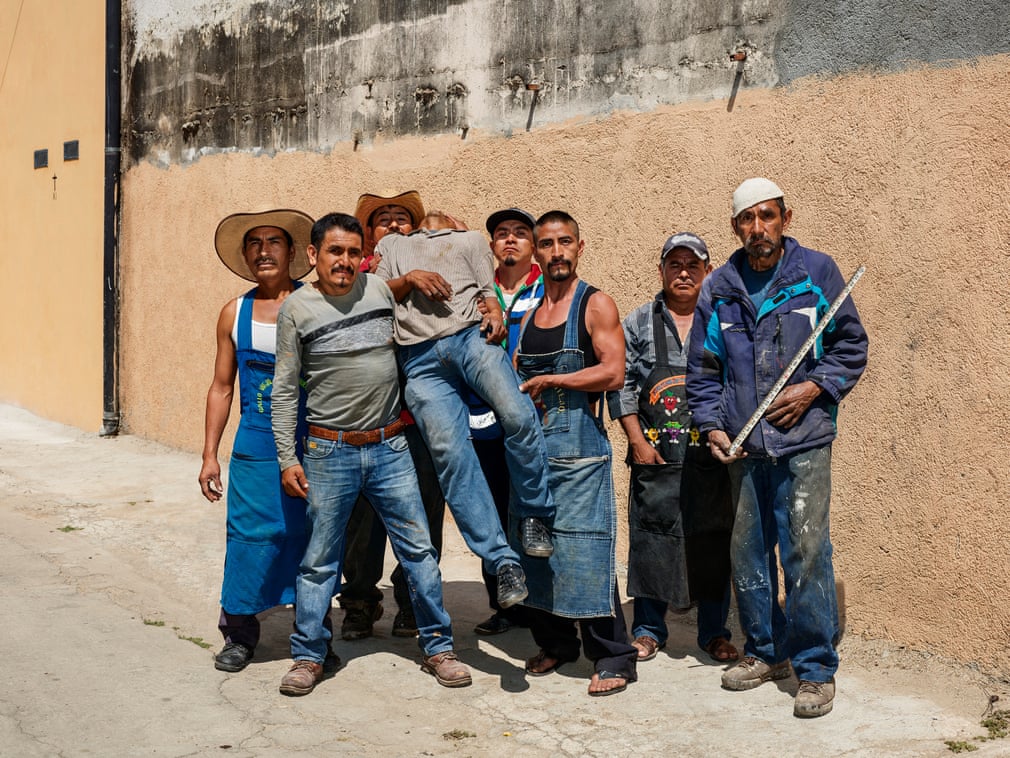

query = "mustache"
[328, 265, 356, 275]
[254, 256, 277, 266]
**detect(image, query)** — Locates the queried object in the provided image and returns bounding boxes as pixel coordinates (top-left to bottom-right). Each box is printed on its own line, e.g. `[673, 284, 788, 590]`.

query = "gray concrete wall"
[125, 0, 1009, 167]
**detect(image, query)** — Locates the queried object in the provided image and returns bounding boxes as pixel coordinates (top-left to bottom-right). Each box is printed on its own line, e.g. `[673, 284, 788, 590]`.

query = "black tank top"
[522, 284, 600, 403]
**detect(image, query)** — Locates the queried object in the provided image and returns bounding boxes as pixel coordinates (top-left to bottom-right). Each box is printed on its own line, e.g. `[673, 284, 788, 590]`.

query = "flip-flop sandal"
[525, 650, 573, 677]
[588, 670, 628, 697]
[704, 637, 740, 662]
[632, 635, 664, 662]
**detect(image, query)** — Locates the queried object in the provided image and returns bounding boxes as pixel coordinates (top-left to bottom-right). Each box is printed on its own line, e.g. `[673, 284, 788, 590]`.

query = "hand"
[281, 464, 309, 499]
[443, 212, 468, 231]
[707, 429, 747, 463]
[629, 440, 665, 465]
[482, 311, 506, 344]
[406, 270, 453, 301]
[519, 374, 553, 401]
[366, 252, 382, 274]
[199, 459, 223, 502]
[764, 381, 822, 429]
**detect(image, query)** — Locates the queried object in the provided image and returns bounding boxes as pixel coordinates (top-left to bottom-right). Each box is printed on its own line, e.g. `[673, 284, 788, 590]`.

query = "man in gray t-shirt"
[271, 212, 469, 696]
[375, 225, 556, 609]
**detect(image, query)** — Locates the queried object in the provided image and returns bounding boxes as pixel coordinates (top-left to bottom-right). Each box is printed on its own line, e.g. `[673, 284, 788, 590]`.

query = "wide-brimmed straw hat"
[214, 208, 314, 281]
[353, 190, 425, 229]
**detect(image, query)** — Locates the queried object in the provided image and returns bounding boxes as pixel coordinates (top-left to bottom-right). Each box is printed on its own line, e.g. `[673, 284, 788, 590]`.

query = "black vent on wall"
[34, 149, 48, 169]
[64, 140, 80, 161]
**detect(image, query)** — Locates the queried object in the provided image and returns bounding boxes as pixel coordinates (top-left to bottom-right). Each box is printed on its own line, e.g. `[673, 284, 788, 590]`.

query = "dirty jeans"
[399, 325, 553, 573]
[290, 432, 454, 662]
[728, 444, 838, 683]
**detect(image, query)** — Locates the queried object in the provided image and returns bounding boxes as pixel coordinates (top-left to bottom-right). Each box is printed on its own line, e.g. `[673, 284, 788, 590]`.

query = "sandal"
[525, 649, 574, 676]
[632, 635, 664, 662]
[703, 637, 740, 663]
[588, 670, 628, 696]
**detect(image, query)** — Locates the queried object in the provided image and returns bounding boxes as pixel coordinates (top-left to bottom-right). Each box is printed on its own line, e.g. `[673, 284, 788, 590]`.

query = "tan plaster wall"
[0, 0, 105, 429]
[120, 55, 1010, 671]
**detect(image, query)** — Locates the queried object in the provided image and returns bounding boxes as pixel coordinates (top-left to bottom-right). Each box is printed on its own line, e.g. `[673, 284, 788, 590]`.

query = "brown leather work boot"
[279, 659, 324, 696]
[421, 651, 472, 688]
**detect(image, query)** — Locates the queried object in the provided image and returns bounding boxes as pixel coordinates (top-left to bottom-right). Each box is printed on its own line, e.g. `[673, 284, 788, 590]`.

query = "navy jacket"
[686, 237, 868, 458]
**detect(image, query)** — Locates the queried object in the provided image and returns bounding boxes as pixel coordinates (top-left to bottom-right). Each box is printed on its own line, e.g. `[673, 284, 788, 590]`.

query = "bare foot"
[588, 671, 628, 696]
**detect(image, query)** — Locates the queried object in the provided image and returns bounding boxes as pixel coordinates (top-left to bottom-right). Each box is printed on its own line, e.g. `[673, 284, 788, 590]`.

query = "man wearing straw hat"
[687, 178, 868, 717]
[199, 208, 336, 674]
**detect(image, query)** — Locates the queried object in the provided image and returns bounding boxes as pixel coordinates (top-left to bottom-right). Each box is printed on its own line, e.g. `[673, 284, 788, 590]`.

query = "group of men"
[198, 178, 868, 717]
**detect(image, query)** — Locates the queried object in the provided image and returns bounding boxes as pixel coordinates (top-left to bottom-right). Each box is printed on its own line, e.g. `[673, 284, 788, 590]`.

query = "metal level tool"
[726, 264, 866, 457]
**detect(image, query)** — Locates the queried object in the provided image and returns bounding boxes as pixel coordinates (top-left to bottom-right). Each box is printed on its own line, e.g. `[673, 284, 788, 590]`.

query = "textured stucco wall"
[0, 0, 106, 430]
[119, 50, 1010, 672]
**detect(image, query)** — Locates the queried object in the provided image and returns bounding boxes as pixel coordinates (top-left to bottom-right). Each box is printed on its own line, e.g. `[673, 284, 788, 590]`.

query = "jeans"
[400, 325, 553, 573]
[339, 424, 445, 611]
[728, 444, 838, 682]
[290, 431, 453, 661]
[631, 591, 731, 650]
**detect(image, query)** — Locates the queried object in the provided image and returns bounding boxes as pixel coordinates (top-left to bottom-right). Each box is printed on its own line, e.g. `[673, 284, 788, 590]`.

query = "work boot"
[496, 563, 529, 609]
[278, 660, 324, 696]
[214, 642, 253, 672]
[421, 651, 472, 688]
[340, 601, 383, 641]
[720, 656, 792, 691]
[794, 678, 836, 718]
[391, 606, 418, 638]
[520, 517, 554, 558]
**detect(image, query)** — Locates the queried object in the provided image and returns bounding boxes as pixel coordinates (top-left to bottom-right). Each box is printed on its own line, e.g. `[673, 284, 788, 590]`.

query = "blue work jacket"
[686, 237, 868, 458]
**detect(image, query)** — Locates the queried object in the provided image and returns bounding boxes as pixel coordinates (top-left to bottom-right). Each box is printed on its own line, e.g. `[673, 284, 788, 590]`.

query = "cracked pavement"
[0, 404, 1006, 757]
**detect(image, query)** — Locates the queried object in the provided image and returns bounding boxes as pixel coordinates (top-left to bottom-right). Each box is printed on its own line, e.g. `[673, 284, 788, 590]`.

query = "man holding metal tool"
[686, 178, 868, 718]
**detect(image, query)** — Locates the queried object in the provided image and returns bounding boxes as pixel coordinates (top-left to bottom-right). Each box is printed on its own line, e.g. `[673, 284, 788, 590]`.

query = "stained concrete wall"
[0, 0, 106, 430]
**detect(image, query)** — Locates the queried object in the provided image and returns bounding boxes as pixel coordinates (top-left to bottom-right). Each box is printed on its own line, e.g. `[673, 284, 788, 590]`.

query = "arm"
[480, 296, 507, 343]
[766, 256, 868, 429]
[686, 281, 745, 463]
[198, 300, 238, 502]
[608, 309, 664, 464]
[519, 291, 625, 400]
[374, 236, 453, 303]
[271, 306, 307, 498]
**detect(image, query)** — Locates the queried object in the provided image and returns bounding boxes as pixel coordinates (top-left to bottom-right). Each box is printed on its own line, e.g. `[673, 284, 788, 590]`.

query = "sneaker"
[721, 656, 792, 691]
[474, 612, 513, 636]
[421, 651, 472, 688]
[520, 517, 554, 558]
[340, 601, 383, 641]
[214, 642, 253, 672]
[392, 607, 419, 638]
[279, 659, 324, 696]
[496, 563, 529, 609]
[794, 678, 836, 718]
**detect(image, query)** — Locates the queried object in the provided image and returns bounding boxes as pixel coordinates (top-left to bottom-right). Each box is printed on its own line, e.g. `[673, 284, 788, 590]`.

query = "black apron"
[626, 303, 733, 606]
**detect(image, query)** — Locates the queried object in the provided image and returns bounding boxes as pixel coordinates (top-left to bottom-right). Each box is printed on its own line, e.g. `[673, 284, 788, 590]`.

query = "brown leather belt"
[308, 419, 405, 446]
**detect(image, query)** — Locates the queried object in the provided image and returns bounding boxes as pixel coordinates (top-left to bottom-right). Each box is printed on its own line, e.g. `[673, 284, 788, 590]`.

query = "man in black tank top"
[515, 211, 638, 696]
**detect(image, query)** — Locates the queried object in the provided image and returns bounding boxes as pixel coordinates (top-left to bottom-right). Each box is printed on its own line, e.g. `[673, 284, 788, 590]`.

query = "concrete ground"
[1, 403, 1006, 757]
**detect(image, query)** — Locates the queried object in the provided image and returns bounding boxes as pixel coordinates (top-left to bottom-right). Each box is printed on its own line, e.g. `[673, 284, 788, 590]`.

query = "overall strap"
[236, 287, 258, 352]
[562, 280, 591, 351]
[651, 300, 672, 370]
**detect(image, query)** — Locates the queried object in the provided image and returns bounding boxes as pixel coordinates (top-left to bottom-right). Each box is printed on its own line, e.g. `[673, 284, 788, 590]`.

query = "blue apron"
[514, 280, 616, 618]
[220, 287, 308, 615]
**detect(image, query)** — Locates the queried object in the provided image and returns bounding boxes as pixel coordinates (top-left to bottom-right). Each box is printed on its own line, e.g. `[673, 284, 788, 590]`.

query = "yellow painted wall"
[0, 0, 105, 430]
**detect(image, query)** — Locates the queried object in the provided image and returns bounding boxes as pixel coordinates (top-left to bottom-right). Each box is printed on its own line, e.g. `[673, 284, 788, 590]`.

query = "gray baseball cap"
[486, 208, 536, 236]
[661, 232, 710, 262]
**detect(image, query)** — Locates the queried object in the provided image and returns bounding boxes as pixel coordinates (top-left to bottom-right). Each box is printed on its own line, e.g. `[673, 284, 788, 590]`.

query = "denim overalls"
[514, 280, 616, 618]
[220, 287, 308, 615]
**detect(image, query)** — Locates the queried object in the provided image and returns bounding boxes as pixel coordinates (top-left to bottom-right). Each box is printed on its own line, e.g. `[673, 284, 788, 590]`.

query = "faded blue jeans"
[290, 431, 454, 661]
[728, 444, 838, 683]
[399, 324, 554, 573]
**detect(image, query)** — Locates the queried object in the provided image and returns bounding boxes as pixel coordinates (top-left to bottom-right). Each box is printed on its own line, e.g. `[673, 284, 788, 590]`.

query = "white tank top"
[231, 294, 277, 354]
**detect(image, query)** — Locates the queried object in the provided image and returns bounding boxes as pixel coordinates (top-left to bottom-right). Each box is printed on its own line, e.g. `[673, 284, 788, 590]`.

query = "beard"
[548, 261, 573, 282]
[744, 235, 782, 259]
[502, 255, 518, 266]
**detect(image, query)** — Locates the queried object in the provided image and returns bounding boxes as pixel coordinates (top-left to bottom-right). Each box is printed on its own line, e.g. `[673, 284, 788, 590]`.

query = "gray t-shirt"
[374, 228, 495, 345]
[272, 274, 401, 470]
